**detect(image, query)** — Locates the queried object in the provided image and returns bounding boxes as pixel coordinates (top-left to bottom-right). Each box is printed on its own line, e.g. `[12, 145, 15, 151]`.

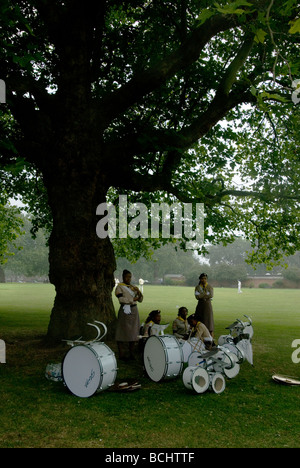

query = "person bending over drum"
[187, 314, 214, 350]
[115, 269, 143, 361]
[172, 306, 190, 340]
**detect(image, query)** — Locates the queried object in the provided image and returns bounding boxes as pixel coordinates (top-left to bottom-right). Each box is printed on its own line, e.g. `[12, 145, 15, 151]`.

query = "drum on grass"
[221, 342, 244, 364]
[211, 349, 240, 379]
[62, 342, 117, 398]
[183, 366, 210, 394]
[208, 372, 226, 394]
[143, 335, 183, 382]
[217, 350, 240, 379]
[188, 351, 206, 368]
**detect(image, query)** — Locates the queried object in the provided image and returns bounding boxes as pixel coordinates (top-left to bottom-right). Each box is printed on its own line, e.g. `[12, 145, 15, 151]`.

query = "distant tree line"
[3, 215, 300, 288]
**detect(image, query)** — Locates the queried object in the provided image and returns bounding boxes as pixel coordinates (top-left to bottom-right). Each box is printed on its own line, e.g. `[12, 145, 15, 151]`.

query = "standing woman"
[194, 273, 214, 336]
[115, 269, 143, 360]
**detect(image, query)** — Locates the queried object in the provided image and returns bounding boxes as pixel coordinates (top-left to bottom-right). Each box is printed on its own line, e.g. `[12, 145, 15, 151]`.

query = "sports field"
[0, 283, 299, 448]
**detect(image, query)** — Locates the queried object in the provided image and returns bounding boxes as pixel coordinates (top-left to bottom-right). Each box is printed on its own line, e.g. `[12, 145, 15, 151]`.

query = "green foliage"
[0, 196, 24, 264]
[4, 215, 49, 277]
[0, 0, 299, 267]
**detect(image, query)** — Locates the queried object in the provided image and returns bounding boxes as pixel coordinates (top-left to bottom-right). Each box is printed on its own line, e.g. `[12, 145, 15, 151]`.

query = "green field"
[0, 283, 300, 448]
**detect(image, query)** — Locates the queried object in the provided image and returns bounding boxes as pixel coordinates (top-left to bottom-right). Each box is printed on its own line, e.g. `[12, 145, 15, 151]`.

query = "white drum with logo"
[62, 342, 117, 398]
[143, 335, 183, 382]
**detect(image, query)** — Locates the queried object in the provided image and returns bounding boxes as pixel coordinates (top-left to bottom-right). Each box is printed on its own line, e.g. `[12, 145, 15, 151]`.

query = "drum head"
[143, 336, 167, 382]
[62, 345, 102, 398]
[188, 351, 205, 368]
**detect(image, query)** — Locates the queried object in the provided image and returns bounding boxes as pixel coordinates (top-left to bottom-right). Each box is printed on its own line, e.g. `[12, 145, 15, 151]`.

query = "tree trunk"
[44, 165, 117, 344]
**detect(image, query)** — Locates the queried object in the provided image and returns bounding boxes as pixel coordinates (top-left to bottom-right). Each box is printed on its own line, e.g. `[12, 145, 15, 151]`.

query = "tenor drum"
[183, 366, 210, 394]
[188, 351, 206, 368]
[143, 335, 183, 382]
[62, 342, 117, 398]
[210, 349, 239, 377]
[221, 342, 244, 364]
[221, 351, 240, 379]
[209, 372, 226, 394]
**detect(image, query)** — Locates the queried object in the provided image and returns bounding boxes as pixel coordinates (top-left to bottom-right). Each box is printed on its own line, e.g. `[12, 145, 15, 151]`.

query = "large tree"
[0, 0, 299, 342]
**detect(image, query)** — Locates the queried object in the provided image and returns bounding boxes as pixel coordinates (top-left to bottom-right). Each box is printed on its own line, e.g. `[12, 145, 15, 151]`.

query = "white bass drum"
[143, 335, 183, 382]
[62, 342, 117, 398]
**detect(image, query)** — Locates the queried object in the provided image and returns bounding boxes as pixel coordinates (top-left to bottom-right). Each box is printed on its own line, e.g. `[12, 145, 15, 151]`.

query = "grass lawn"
[0, 283, 300, 448]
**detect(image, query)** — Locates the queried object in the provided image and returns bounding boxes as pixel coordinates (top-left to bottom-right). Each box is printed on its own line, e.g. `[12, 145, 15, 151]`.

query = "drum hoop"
[155, 336, 169, 377]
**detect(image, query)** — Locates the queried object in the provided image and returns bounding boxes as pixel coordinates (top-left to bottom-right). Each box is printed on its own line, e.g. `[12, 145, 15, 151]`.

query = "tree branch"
[99, 13, 239, 125]
[104, 32, 257, 170]
[217, 34, 255, 96]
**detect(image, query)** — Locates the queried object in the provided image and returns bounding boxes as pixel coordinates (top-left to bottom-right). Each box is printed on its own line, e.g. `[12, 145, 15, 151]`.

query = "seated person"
[141, 310, 161, 337]
[172, 306, 190, 340]
[187, 314, 214, 350]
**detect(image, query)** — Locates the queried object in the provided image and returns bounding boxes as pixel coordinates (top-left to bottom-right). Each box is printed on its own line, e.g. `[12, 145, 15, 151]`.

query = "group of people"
[115, 269, 214, 361]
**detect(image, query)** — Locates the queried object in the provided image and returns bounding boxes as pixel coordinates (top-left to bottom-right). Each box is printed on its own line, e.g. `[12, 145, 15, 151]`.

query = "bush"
[272, 280, 286, 289]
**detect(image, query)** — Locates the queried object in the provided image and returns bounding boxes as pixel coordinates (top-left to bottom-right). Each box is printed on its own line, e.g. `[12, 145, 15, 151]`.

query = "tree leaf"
[289, 18, 300, 34]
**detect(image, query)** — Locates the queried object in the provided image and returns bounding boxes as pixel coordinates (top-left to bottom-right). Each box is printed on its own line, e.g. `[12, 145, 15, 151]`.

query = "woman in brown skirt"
[115, 269, 143, 360]
[194, 273, 214, 337]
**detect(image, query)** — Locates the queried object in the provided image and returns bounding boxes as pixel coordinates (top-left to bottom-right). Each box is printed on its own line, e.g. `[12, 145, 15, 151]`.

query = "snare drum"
[183, 366, 210, 393]
[62, 342, 117, 398]
[143, 335, 183, 382]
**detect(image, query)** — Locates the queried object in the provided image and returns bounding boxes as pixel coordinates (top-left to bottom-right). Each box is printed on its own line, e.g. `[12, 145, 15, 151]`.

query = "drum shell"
[180, 340, 193, 363]
[208, 372, 226, 394]
[143, 335, 183, 382]
[183, 366, 210, 394]
[62, 342, 117, 398]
